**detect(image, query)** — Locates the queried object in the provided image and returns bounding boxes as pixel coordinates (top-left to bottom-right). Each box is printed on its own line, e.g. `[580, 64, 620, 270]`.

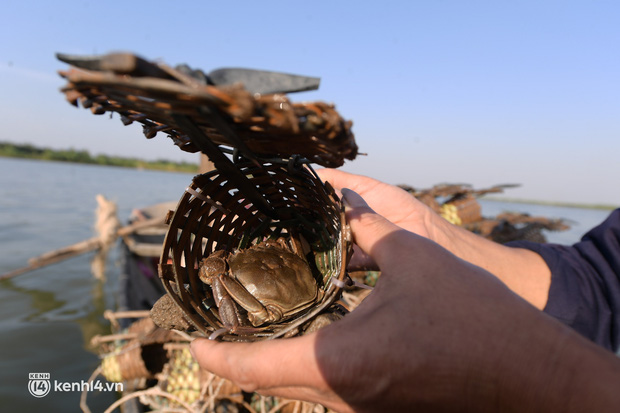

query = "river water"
[0, 158, 194, 412]
[0, 158, 615, 412]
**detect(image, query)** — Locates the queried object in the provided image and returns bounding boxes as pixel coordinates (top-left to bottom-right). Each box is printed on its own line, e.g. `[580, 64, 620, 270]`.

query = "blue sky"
[1, 1, 618, 205]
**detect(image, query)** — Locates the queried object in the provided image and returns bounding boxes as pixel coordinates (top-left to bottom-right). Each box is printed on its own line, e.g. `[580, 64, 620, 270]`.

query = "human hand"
[190, 189, 616, 412]
[317, 168, 440, 270]
[317, 169, 555, 309]
[317, 168, 435, 238]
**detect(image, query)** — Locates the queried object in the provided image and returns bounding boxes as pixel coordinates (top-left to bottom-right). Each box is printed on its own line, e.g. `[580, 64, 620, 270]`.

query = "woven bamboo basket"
[159, 159, 349, 341]
[99, 317, 172, 382]
[101, 340, 166, 382]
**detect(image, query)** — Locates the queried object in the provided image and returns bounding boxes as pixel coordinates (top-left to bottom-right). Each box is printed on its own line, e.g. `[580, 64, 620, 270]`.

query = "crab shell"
[232, 243, 319, 313]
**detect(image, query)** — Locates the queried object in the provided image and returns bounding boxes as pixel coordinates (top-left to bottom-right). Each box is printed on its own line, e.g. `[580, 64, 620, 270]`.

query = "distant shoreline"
[483, 196, 616, 211]
[0, 141, 198, 174]
[3, 142, 616, 210]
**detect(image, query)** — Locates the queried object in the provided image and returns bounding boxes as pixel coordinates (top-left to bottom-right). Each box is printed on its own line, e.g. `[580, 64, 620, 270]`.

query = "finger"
[190, 335, 325, 393]
[341, 188, 410, 269]
[253, 384, 333, 404]
[319, 170, 432, 237]
[316, 168, 351, 191]
[316, 168, 375, 194]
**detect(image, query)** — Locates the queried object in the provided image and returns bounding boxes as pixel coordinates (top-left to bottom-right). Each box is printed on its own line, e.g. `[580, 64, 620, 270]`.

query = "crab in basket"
[199, 236, 323, 333]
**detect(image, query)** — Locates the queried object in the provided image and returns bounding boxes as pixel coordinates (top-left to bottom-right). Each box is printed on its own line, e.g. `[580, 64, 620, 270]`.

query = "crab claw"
[199, 250, 227, 284]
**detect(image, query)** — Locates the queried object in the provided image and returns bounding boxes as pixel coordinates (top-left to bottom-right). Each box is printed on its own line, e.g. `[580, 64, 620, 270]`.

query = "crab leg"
[210, 277, 248, 331]
[218, 276, 275, 326]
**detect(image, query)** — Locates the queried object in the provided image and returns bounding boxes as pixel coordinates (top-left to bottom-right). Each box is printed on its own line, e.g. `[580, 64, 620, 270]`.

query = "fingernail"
[189, 339, 200, 358]
[341, 188, 368, 209]
[341, 188, 352, 208]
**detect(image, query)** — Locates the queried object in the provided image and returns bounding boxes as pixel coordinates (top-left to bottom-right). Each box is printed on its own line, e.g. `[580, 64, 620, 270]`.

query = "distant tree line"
[0, 141, 198, 173]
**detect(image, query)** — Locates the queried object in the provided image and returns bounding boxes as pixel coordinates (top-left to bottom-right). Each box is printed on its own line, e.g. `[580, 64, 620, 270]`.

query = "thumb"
[190, 334, 324, 394]
[341, 188, 407, 270]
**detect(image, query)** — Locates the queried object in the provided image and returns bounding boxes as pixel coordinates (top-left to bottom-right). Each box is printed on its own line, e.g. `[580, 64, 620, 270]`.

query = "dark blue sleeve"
[507, 209, 620, 352]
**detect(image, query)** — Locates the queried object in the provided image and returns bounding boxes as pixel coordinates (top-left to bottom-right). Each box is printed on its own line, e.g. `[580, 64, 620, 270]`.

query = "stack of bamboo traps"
[399, 183, 569, 243]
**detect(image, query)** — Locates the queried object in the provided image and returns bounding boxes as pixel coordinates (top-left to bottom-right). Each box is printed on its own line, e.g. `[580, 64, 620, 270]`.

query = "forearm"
[428, 213, 552, 309]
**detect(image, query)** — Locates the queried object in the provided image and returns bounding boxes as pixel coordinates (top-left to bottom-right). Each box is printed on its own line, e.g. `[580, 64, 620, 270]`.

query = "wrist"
[423, 211, 552, 309]
[424, 209, 463, 252]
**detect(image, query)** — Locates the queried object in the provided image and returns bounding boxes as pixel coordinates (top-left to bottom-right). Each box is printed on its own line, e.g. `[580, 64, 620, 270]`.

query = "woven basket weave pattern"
[160, 161, 347, 341]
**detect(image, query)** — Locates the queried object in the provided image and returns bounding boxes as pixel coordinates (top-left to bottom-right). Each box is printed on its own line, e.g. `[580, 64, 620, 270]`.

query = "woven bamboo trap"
[159, 159, 350, 341]
[57, 52, 356, 341]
